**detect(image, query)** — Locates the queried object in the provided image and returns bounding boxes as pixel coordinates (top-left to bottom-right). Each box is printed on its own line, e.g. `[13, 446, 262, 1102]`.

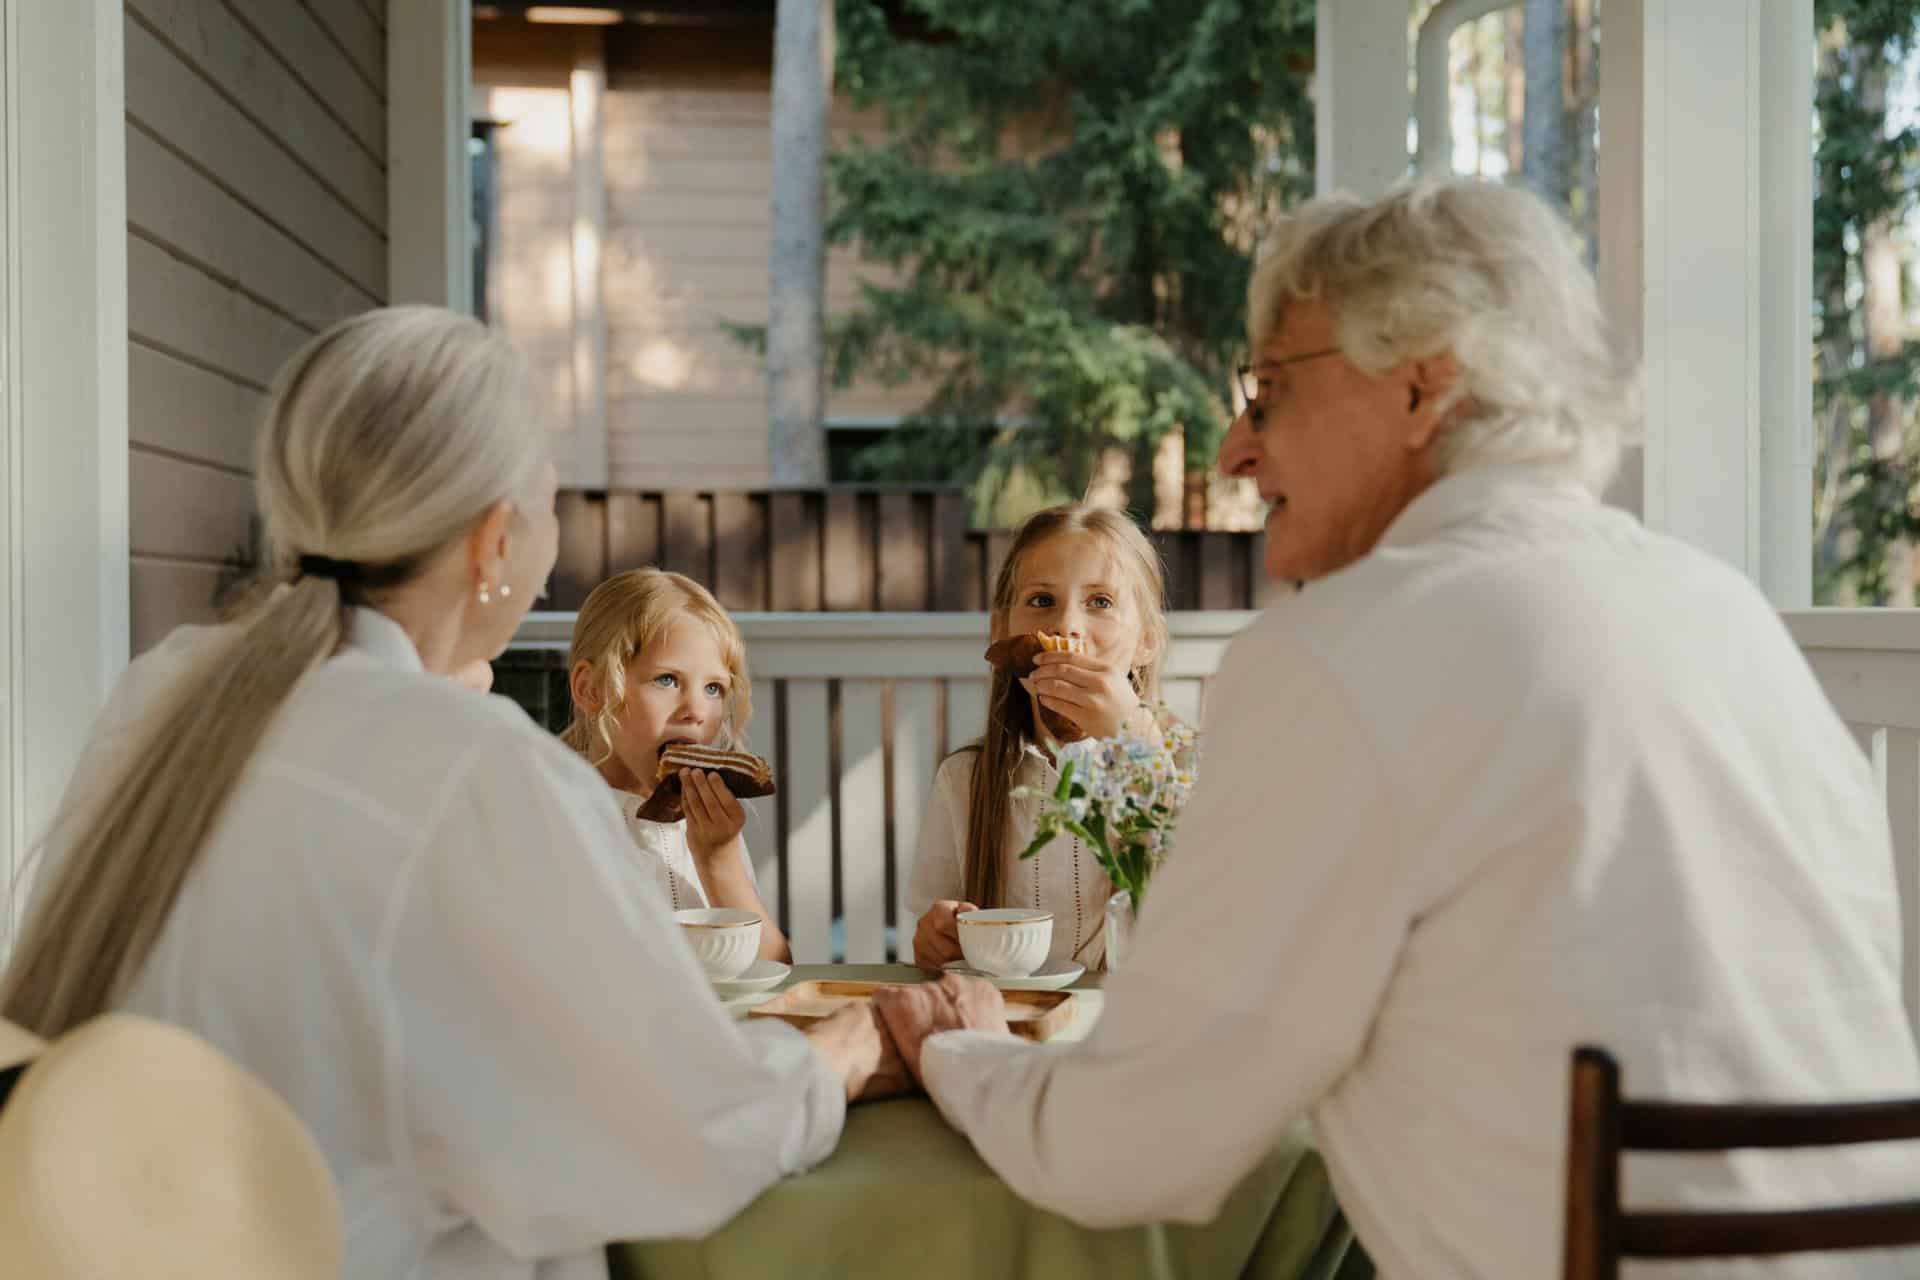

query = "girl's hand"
[682, 769, 747, 863]
[1026, 651, 1150, 741]
[912, 900, 978, 970]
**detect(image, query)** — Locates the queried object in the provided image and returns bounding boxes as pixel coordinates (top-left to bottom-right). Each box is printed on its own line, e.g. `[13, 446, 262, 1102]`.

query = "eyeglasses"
[1235, 347, 1344, 406]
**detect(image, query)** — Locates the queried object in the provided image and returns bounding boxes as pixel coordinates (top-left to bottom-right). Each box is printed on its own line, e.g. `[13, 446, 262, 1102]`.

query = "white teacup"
[675, 908, 761, 981]
[957, 908, 1053, 978]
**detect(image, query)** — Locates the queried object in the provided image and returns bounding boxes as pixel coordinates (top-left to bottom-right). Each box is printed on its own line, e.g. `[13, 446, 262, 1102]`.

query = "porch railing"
[1782, 608, 1920, 1033]
[511, 610, 1255, 962]
[548, 488, 1291, 613]
[512, 606, 1920, 1028]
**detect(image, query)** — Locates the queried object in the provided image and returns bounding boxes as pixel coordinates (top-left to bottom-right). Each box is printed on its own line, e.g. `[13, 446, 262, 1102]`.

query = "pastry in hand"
[983, 631, 1088, 742]
[635, 742, 777, 823]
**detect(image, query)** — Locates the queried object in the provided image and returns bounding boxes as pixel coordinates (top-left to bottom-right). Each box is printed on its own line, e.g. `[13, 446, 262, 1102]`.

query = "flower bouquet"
[1014, 712, 1199, 909]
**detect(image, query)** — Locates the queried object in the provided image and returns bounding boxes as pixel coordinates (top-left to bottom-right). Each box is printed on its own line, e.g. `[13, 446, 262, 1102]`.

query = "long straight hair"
[1, 307, 547, 1037]
[960, 506, 1170, 910]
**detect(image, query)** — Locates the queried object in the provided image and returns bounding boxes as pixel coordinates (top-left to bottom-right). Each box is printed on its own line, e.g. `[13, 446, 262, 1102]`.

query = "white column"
[1598, 0, 1813, 607]
[6, 0, 131, 937]
[388, 0, 473, 310]
[1315, 0, 1410, 197]
[566, 28, 609, 487]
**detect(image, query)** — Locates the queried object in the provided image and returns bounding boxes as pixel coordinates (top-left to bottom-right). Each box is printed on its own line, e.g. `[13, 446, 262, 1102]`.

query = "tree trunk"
[768, 0, 834, 485]
[1504, 8, 1526, 177]
[1813, 33, 1860, 601]
[1569, 0, 1598, 260]
[1522, 0, 1568, 205]
[1860, 53, 1912, 604]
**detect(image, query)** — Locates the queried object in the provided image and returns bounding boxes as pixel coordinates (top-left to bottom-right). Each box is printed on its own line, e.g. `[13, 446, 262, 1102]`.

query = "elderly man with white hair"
[872, 179, 1920, 1277]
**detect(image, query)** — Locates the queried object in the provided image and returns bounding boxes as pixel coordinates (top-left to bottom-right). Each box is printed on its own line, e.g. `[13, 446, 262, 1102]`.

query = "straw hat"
[0, 1013, 342, 1277]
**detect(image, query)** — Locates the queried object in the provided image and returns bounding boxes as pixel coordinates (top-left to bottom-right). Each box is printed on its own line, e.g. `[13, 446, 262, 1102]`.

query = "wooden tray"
[746, 980, 1078, 1042]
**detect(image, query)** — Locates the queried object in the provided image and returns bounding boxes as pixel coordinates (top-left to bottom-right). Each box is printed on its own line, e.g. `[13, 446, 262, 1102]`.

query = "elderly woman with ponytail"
[2, 307, 898, 1279]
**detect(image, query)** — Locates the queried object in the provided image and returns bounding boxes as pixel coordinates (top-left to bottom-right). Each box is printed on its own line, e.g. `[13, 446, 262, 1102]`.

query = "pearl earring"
[498, 583, 512, 599]
[478, 584, 493, 605]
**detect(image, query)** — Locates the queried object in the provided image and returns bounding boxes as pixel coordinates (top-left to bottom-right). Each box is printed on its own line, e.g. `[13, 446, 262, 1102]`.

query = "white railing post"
[1598, 0, 1814, 609]
[1315, 0, 1410, 198]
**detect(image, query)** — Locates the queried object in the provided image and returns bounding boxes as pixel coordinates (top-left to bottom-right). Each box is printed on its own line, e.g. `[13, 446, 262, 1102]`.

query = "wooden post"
[566, 27, 610, 488]
[1598, 0, 1813, 606]
[387, 0, 471, 309]
[768, 0, 834, 485]
[8, 0, 131, 943]
[1316, 0, 1409, 197]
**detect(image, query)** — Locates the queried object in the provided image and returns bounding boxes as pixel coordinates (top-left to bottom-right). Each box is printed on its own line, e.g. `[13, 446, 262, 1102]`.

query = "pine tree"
[822, 0, 1316, 523]
[1813, 0, 1920, 603]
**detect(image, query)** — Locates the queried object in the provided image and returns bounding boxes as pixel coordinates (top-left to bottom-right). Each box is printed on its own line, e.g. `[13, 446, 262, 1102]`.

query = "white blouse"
[907, 747, 1116, 970]
[612, 795, 759, 913]
[33, 609, 844, 1280]
[919, 465, 1920, 1279]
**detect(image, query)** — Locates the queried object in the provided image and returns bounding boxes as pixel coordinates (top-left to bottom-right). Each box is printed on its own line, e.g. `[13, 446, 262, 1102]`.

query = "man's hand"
[912, 900, 978, 971]
[803, 1002, 914, 1102]
[871, 975, 1010, 1086]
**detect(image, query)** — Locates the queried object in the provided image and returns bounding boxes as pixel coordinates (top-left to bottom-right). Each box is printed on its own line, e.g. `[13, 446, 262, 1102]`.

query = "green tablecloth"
[610, 966, 1370, 1280]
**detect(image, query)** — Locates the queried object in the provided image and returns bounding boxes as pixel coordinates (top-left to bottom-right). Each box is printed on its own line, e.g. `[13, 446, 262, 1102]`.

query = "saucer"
[713, 958, 790, 995]
[941, 959, 1085, 991]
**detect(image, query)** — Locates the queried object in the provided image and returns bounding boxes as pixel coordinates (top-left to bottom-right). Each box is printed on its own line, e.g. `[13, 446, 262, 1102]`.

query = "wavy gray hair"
[1248, 178, 1640, 495]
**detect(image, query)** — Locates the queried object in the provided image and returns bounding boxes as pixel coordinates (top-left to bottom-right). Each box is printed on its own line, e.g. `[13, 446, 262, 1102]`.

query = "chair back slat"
[1563, 1049, 1623, 1280]
[1621, 1202, 1920, 1257]
[1564, 1046, 1920, 1279]
[1621, 1099, 1920, 1150]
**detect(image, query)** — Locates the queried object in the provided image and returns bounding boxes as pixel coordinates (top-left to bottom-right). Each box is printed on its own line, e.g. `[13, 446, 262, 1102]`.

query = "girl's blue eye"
[1026, 592, 1054, 609]
[652, 673, 679, 690]
[1090, 595, 1115, 610]
[704, 682, 726, 698]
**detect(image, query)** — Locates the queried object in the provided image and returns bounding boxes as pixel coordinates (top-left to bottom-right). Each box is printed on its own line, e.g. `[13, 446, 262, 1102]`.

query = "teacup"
[675, 908, 761, 981]
[957, 908, 1053, 978]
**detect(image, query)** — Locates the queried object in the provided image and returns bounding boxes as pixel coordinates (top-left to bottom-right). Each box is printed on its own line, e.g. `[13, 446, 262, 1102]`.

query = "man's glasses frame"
[1235, 347, 1344, 406]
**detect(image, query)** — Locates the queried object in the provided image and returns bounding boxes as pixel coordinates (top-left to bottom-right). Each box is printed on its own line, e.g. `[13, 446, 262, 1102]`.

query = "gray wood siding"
[125, 0, 387, 652]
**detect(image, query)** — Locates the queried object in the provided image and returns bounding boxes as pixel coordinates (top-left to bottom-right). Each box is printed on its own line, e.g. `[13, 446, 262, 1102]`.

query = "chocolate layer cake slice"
[634, 742, 777, 823]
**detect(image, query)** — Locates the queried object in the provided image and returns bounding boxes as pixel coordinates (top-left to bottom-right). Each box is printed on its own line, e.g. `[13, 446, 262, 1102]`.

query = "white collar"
[1377, 463, 1595, 552]
[343, 608, 426, 674]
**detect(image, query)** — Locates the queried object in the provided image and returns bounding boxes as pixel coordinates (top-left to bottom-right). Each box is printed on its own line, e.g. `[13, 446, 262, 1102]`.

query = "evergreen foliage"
[1814, 0, 1920, 602]
[820, 0, 1315, 520]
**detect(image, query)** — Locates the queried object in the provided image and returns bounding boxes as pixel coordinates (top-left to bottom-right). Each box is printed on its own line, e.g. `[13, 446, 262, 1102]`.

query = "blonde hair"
[561, 569, 754, 767]
[961, 506, 1169, 910]
[1247, 178, 1639, 495]
[2, 306, 548, 1037]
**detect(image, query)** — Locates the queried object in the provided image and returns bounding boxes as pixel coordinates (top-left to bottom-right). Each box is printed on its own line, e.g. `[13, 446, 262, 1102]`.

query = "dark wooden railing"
[550, 487, 1285, 612]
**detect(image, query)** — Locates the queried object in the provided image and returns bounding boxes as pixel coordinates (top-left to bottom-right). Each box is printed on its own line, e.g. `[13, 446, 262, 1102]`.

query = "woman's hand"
[450, 659, 494, 693]
[1026, 651, 1150, 740]
[802, 1002, 914, 1102]
[871, 975, 1010, 1086]
[682, 769, 747, 863]
[912, 900, 978, 971]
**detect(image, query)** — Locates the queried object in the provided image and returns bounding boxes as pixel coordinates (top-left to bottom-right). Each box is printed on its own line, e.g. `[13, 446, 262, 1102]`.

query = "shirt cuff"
[920, 1028, 1035, 1132]
[745, 1019, 847, 1173]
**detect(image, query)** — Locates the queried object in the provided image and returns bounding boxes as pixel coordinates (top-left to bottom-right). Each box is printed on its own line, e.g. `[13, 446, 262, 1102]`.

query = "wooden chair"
[1564, 1046, 1920, 1279]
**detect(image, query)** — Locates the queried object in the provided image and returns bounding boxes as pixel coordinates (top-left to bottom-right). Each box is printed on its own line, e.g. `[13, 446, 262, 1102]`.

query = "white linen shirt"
[612, 795, 758, 913]
[34, 610, 845, 1280]
[907, 747, 1114, 969]
[919, 465, 1920, 1278]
